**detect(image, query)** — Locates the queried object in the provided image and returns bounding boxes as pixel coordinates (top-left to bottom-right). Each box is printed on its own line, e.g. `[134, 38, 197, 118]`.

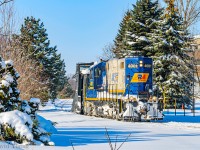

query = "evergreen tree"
[4, 60, 20, 111]
[113, 10, 132, 58]
[20, 17, 53, 61]
[18, 16, 66, 101]
[0, 58, 20, 112]
[153, 0, 194, 105]
[43, 49, 66, 100]
[21, 98, 52, 145]
[0, 56, 7, 112]
[18, 17, 51, 100]
[114, 0, 163, 58]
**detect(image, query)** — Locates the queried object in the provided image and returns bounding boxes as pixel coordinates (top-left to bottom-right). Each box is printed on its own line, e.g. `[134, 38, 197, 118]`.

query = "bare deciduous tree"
[8, 37, 49, 100]
[0, 0, 13, 7]
[0, 1, 49, 101]
[99, 43, 115, 61]
[174, 0, 200, 29]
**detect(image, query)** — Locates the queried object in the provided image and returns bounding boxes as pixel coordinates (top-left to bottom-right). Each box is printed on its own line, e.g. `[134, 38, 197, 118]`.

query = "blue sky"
[14, 0, 200, 75]
[15, 0, 136, 74]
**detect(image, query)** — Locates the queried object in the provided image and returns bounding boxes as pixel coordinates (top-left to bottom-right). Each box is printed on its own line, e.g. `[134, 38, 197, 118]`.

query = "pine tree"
[153, 0, 194, 106]
[0, 58, 20, 112]
[4, 60, 20, 111]
[42, 47, 66, 100]
[20, 17, 53, 61]
[113, 10, 132, 58]
[18, 17, 51, 100]
[113, 0, 163, 58]
[18, 16, 66, 101]
[21, 98, 52, 145]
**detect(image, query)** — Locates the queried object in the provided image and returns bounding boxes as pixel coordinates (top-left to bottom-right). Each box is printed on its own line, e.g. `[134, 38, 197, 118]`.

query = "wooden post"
[175, 99, 176, 116]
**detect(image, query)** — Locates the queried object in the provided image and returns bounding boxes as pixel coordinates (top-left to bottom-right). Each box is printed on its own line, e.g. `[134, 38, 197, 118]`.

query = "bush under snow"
[0, 110, 33, 143]
[0, 109, 56, 145]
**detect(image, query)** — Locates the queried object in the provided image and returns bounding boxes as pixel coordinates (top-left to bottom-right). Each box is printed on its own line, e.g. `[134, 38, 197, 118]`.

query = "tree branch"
[0, 0, 13, 6]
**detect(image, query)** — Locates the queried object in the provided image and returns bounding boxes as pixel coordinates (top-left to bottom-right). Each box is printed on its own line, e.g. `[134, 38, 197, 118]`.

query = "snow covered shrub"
[21, 100, 31, 115]
[21, 98, 54, 145]
[29, 98, 40, 119]
[0, 110, 33, 144]
[0, 57, 54, 145]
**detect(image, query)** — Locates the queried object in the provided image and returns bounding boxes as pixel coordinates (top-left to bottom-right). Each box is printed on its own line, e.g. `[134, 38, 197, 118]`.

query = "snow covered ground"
[17, 99, 199, 150]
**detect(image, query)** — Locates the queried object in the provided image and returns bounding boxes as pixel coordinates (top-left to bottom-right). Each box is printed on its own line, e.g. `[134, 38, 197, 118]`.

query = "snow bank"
[39, 103, 55, 110]
[0, 110, 33, 141]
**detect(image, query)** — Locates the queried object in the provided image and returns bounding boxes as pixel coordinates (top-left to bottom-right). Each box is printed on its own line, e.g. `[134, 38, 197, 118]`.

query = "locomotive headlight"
[139, 60, 143, 67]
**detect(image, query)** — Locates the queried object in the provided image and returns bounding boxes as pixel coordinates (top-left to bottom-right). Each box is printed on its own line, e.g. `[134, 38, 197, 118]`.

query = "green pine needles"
[18, 16, 67, 101]
[113, 0, 194, 106]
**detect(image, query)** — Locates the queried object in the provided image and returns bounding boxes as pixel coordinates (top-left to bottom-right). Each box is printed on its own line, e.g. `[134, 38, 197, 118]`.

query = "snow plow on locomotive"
[72, 57, 163, 121]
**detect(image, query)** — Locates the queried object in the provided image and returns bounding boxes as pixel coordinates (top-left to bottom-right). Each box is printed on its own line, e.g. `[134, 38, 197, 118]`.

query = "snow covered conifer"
[42, 50, 66, 100]
[19, 16, 52, 100]
[19, 16, 66, 101]
[153, 0, 194, 105]
[4, 60, 20, 111]
[113, 10, 132, 58]
[113, 0, 163, 58]
[26, 98, 52, 145]
[0, 58, 20, 112]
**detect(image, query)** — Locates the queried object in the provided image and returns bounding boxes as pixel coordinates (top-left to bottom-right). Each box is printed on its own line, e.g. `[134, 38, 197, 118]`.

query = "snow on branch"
[0, 110, 33, 141]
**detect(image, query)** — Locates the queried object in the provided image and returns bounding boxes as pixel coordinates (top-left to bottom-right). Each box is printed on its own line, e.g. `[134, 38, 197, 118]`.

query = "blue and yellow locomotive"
[72, 57, 163, 121]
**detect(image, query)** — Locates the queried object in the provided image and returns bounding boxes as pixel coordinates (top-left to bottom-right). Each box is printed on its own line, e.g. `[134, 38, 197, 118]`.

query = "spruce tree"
[42, 48, 66, 100]
[0, 58, 20, 112]
[20, 17, 53, 61]
[113, 10, 132, 58]
[114, 0, 163, 58]
[19, 17, 51, 100]
[153, 0, 194, 106]
[19, 16, 66, 101]
[0, 56, 7, 112]
[4, 60, 20, 111]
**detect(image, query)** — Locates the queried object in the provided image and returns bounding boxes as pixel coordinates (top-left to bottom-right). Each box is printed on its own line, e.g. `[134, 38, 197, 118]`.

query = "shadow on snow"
[50, 127, 152, 147]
